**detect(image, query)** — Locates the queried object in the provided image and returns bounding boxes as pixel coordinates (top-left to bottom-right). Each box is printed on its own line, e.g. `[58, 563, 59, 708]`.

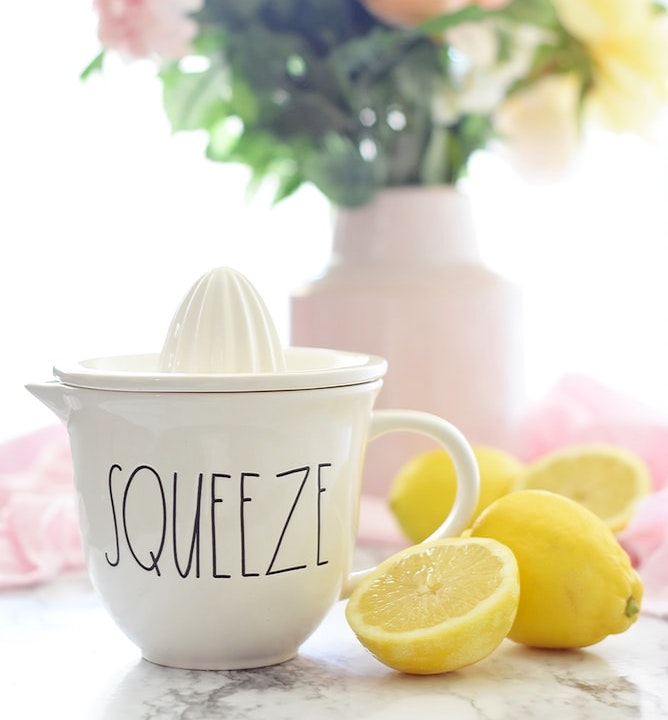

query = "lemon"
[389, 446, 524, 543]
[345, 537, 520, 674]
[518, 444, 652, 531]
[470, 489, 643, 649]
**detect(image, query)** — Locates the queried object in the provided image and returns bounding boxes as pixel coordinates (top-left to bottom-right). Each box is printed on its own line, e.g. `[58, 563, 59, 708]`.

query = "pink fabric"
[519, 373, 668, 491]
[0, 426, 83, 589]
[617, 488, 668, 616]
[1, 373, 667, 620]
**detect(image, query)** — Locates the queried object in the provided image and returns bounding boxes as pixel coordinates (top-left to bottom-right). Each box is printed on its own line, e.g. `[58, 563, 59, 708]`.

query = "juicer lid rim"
[51, 347, 388, 392]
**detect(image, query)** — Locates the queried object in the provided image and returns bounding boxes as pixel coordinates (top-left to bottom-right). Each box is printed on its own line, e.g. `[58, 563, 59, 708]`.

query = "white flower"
[446, 21, 499, 67]
[434, 21, 550, 121]
[494, 73, 582, 182]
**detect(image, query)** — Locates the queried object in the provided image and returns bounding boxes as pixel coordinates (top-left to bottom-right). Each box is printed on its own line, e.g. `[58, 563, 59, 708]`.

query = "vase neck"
[331, 187, 480, 266]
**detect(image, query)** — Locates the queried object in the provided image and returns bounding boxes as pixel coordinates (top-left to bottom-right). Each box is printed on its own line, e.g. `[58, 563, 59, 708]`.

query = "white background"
[2, 2, 668, 442]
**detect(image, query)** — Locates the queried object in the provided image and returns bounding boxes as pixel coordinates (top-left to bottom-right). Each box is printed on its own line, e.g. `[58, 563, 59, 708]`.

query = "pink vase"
[290, 186, 525, 497]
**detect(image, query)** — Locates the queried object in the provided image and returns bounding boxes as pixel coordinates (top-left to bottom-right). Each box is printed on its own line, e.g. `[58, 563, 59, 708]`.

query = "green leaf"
[417, 6, 488, 35]
[161, 60, 230, 132]
[269, 90, 354, 140]
[420, 127, 451, 185]
[205, 117, 244, 160]
[500, 0, 560, 28]
[302, 133, 384, 207]
[80, 51, 105, 81]
[271, 165, 304, 205]
[228, 76, 260, 125]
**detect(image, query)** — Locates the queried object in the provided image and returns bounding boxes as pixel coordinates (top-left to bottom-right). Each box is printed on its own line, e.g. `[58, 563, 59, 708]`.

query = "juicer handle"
[340, 409, 480, 599]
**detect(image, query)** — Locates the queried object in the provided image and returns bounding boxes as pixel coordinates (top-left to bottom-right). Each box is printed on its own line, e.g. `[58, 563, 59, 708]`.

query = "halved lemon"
[345, 537, 520, 674]
[518, 444, 652, 531]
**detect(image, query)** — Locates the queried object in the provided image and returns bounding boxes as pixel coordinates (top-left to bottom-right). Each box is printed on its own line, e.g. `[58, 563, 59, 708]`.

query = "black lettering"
[317, 463, 331, 567]
[104, 464, 122, 566]
[172, 472, 203, 579]
[266, 466, 309, 575]
[240, 473, 260, 577]
[122, 465, 166, 575]
[211, 473, 231, 578]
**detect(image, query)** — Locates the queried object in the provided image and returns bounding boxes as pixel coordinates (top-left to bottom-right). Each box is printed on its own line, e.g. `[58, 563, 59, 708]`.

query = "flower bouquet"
[86, 0, 668, 207]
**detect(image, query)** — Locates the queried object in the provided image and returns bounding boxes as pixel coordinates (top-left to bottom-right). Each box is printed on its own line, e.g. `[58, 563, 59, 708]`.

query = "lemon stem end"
[625, 596, 640, 619]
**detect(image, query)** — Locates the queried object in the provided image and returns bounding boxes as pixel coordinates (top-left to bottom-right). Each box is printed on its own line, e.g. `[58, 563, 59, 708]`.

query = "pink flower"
[94, 0, 204, 61]
[362, 0, 512, 27]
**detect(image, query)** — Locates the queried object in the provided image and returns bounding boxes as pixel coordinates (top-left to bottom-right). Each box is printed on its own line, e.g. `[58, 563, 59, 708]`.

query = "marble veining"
[1, 571, 666, 720]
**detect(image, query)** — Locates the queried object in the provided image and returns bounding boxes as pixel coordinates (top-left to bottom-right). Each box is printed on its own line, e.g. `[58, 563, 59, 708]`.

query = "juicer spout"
[25, 381, 72, 424]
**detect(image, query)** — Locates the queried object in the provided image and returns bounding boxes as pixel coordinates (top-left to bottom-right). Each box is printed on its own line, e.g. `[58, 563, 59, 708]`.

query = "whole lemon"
[389, 446, 524, 543]
[469, 489, 643, 648]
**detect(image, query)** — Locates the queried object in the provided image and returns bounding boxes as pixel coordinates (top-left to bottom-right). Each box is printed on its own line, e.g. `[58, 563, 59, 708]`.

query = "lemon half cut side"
[518, 444, 652, 531]
[345, 537, 520, 674]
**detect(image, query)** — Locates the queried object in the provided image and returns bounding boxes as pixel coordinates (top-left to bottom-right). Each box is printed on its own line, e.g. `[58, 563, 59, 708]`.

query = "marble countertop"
[2, 564, 667, 720]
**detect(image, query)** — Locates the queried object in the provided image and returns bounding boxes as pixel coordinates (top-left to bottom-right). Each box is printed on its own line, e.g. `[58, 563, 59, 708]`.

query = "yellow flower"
[554, 0, 668, 132]
[554, 0, 650, 41]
